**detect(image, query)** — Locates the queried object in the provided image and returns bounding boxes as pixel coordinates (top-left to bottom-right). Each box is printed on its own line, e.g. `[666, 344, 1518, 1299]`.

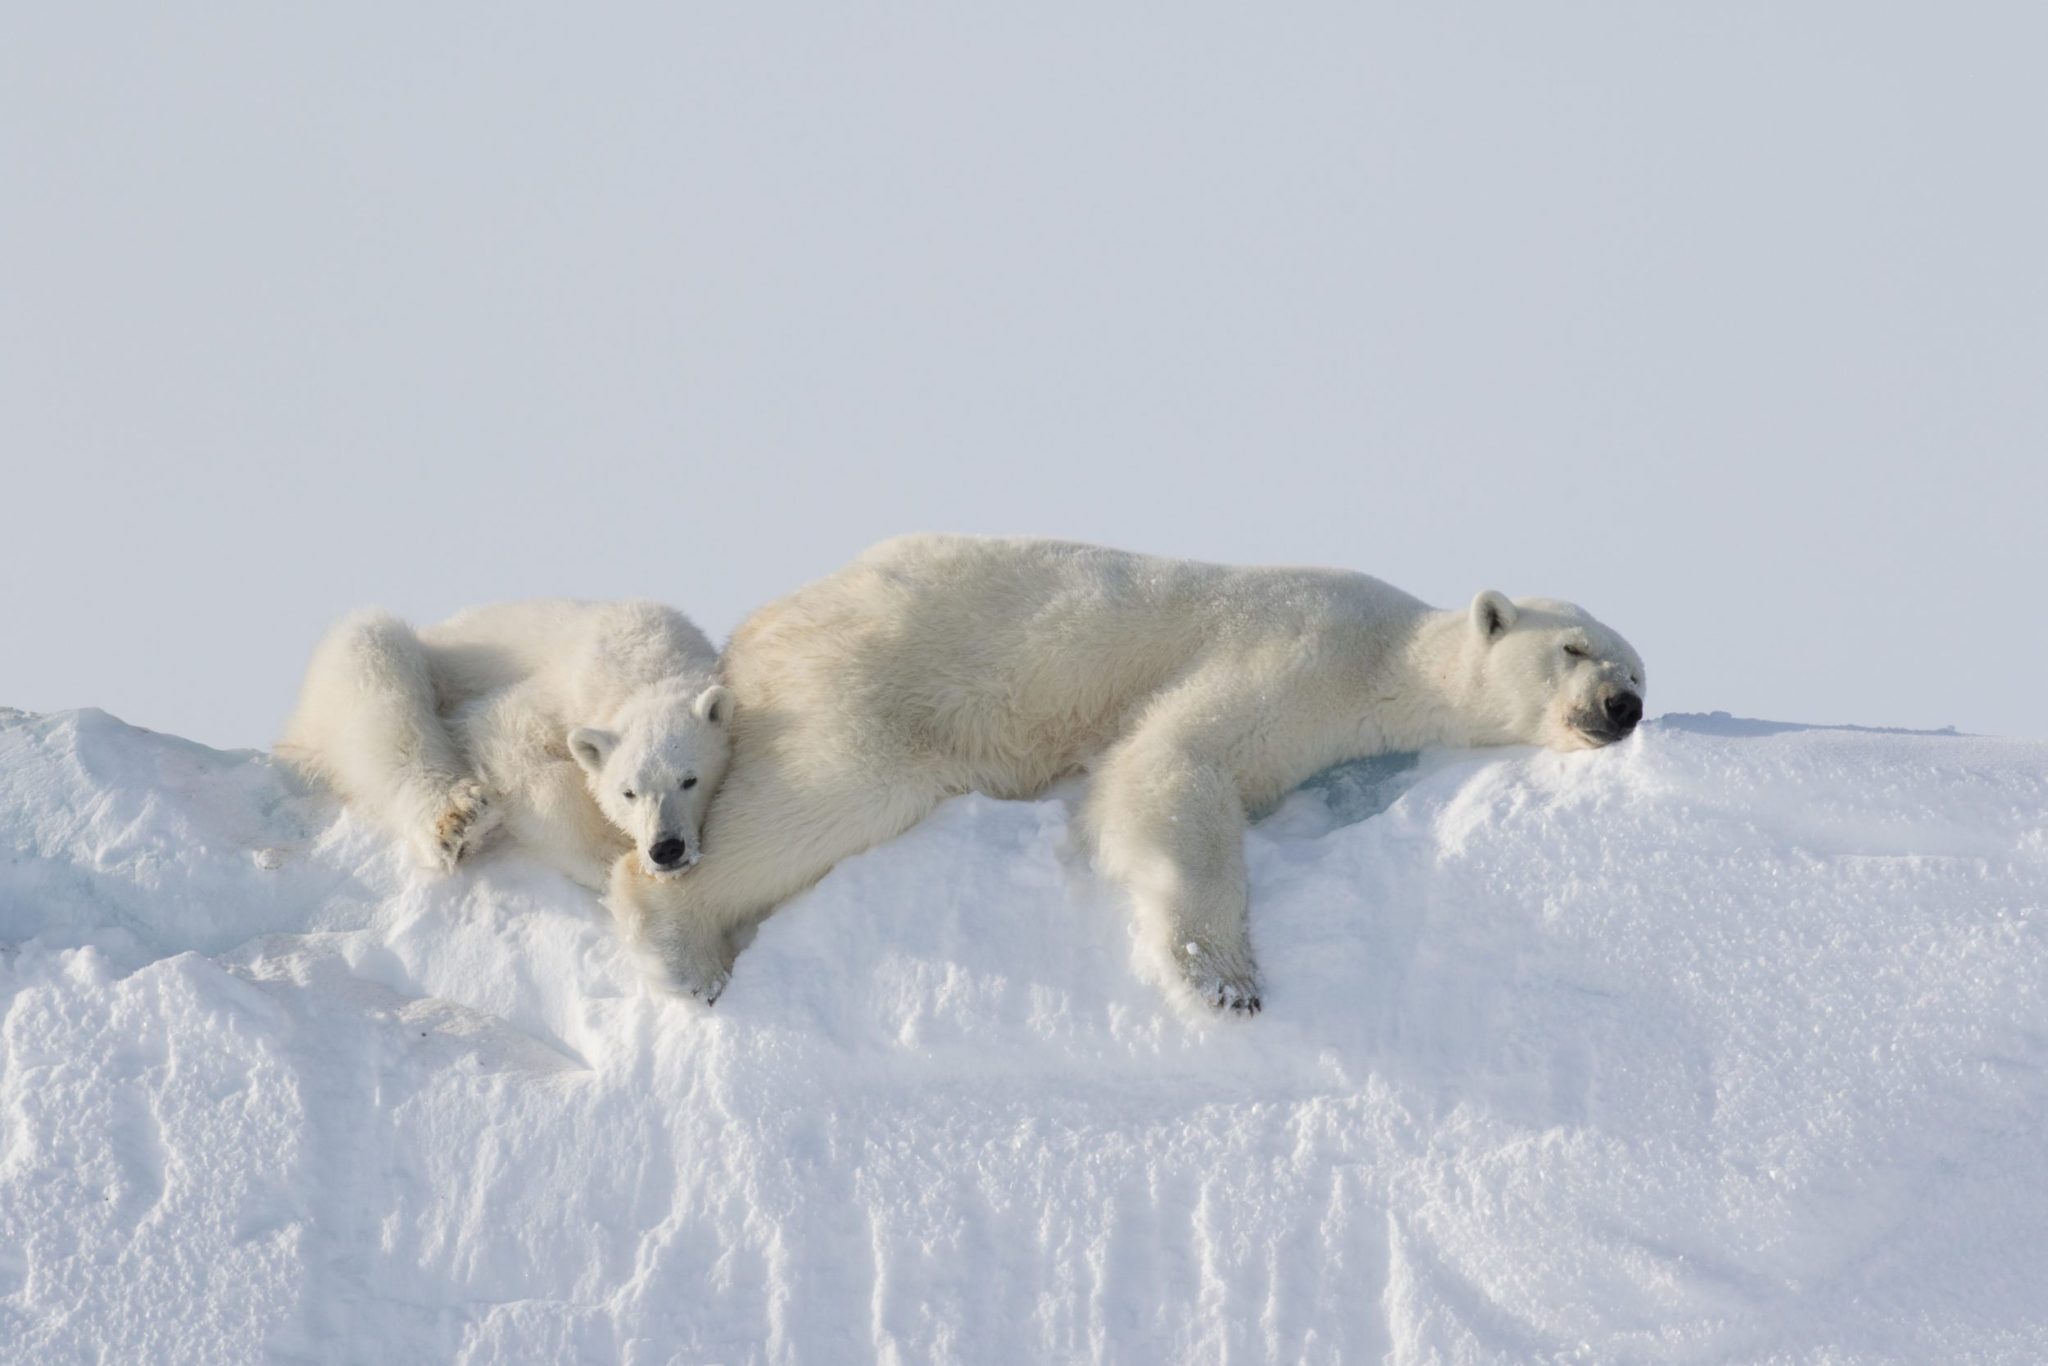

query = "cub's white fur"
[615, 535, 1645, 1010]
[279, 599, 731, 891]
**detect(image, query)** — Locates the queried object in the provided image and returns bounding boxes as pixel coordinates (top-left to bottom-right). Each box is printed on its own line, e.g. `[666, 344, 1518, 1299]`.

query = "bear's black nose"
[1604, 690, 1643, 732]
[650, 838, 687, 867]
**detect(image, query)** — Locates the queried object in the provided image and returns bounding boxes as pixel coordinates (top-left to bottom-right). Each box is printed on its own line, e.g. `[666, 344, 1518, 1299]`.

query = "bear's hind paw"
[424, 780, 499, 873]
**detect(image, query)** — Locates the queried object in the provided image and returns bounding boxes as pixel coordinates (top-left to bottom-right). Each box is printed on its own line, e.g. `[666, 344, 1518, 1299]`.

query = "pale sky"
[4, 4, 2043, 748]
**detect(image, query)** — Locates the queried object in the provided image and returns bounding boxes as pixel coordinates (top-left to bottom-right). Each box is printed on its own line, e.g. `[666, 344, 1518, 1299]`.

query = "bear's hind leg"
[286, 609, 498, 873]
[417, 775, 499, 873]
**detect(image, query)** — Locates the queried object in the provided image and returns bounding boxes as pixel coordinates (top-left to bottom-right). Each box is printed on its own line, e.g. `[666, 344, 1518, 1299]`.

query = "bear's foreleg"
[503, 759, 626, 891]
[1087, 709, 1263, 1015]
[610, 738, 949, 1000]
[453, 684, 622, 890]
[609, 854, 742, 1000]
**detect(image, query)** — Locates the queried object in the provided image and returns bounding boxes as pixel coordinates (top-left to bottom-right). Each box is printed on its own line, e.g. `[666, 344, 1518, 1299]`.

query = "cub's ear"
[568, 727, 617, 775]
[693, 684, 733, 725]
[1470, 590, 1518, 642]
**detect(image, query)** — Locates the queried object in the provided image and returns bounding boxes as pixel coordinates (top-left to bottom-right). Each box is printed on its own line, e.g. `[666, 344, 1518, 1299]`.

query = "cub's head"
[1465, 591, 1646, 750]
[568, 682, 733, 877]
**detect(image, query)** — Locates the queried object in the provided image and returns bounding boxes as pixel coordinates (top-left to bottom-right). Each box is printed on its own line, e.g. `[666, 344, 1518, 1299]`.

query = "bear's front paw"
[672, 967, 729, 1006]
[606, 858, 735, 1005]
[1178, 940, 1263, 1016]
[635, 940, 729, 1005]
[421, 779, 499, 874]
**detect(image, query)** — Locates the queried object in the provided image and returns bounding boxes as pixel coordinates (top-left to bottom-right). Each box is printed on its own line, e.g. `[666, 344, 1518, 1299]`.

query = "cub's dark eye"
[622, 789, 636, 801]
[1563, 644, 1590, 660]
[682, 777, 698, 790]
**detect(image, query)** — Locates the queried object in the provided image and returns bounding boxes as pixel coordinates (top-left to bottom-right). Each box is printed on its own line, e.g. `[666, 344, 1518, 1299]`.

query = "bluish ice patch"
[1299, 751, 1423, 824]
[1256, 750, 1424, 836]
[1657, 711, 1964, 739]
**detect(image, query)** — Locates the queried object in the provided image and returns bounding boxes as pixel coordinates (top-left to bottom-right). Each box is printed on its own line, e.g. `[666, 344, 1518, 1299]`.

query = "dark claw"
[1209, 981, 1262, 1016]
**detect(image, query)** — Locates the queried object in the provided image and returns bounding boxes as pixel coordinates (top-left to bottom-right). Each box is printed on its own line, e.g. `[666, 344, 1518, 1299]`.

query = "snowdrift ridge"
[2, 706, 2045, 1363]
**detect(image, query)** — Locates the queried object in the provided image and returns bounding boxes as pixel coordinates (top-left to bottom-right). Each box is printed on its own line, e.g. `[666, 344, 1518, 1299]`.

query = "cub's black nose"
[1604, 690, 1643, 731]
[650, 838, 687, 867]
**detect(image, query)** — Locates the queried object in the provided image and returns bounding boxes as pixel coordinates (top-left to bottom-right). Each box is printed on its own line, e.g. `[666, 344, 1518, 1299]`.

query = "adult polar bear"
[280, 600, 732, 891]
[614, 534, 1647, 1013]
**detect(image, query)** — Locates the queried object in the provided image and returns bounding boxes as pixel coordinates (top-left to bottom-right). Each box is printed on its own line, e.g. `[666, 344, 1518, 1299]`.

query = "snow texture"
[2, 705, 2045, 1363]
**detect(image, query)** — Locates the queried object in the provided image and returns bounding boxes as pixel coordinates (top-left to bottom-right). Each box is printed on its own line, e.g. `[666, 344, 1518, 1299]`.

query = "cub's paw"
[606, 868, 733, 1005]
[629, 935, 730, 1006]
[645, 931, 732, 1005]
[424, 780, 499, 873]
[1178, 941, 1263, 1016]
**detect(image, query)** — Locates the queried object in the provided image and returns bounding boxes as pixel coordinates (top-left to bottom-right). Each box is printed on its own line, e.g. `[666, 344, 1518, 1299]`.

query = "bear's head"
[1462, 591, 1646, 751]
[567, 682, 733, 877]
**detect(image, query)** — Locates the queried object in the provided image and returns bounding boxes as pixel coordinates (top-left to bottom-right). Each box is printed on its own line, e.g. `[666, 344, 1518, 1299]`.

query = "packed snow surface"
[2, 706, 2045, 1363]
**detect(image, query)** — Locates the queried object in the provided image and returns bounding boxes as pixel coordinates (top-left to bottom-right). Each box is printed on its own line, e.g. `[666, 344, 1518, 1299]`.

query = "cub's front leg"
[607, 856, 737, 1002]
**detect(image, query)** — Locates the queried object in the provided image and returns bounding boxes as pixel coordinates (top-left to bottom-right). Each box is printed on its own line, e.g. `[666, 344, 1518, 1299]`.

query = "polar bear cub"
[612, 534, 1646, 1011]
[279, 599, 732, 891]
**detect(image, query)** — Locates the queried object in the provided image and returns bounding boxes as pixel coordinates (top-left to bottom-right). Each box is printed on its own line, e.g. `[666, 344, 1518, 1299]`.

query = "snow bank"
[2, 705, 2045, 1363]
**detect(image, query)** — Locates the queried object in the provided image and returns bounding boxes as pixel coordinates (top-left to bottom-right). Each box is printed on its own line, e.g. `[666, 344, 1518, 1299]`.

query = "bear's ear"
[693, 684, 733, 725]
[568, 726, 617, 775]
[1470, 590, 1518, 643]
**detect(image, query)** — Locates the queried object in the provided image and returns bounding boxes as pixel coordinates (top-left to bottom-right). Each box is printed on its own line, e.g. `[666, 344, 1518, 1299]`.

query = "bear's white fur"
[613, 534, 1646, 1010]
[279, 599, 732, 891]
